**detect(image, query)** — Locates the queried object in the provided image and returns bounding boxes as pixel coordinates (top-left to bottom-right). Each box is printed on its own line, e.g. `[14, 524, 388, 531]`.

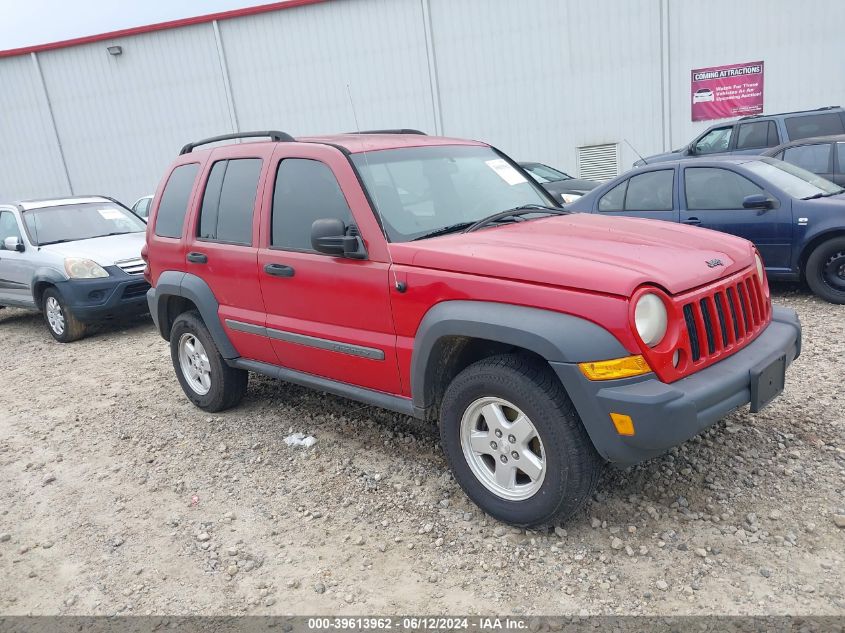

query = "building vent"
[576, 143, 619, 181]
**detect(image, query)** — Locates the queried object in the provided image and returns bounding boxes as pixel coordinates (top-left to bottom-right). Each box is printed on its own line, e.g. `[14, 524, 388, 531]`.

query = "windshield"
[24, 202, 146, 246]
[522, 163, 571, 183]
[745, 158, 844, 199]
[351, 145, 554, 242]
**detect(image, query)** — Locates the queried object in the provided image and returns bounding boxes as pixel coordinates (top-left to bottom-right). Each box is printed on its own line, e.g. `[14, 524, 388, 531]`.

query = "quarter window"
[198, 159, 262, 245]
[735, 121, 779, 150]
[155, 163, 200, 239]
[685, 167, 764, 210]
[782, 143, 831, 175]
[272, 159, 352, 251]
[784, 113, 845, 140]
[598, 180, 627, 211]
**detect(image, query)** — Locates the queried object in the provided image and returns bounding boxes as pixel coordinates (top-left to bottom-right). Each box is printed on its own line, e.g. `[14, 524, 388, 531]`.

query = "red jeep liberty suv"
[143, 130, 802, 527]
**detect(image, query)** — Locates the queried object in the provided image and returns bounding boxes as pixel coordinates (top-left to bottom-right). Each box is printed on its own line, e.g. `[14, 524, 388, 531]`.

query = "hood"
[390, 213, 755, 297]
[636, 149, 686, 165]
[542, 178, 599, 195]
[38, 232, 145, 267]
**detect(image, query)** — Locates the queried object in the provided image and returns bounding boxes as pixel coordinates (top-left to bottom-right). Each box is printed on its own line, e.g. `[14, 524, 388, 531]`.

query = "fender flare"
[410, 300, 630, 409]
[31, 268, 67, 307]
[147, 271, 239, 359]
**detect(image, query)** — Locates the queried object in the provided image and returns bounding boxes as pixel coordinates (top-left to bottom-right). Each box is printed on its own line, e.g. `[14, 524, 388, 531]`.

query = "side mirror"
[310, 218, 367, 260]
[742, 194, 773, 210]
[686, 142, 697, 156]
[3, 236, 24, 252]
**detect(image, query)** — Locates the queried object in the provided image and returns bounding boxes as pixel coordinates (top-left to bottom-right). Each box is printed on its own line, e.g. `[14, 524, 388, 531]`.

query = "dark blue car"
[566, 157, 845, 303]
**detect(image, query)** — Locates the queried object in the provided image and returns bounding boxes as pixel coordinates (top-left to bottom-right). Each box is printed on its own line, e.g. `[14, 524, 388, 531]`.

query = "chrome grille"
[115, 258, 145, 275]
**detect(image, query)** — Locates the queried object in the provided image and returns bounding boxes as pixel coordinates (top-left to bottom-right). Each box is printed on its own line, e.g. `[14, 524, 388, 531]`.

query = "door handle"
[264, 263, 295, 278]
[186, 252, 208, 264]
[682, 217, 701, 226]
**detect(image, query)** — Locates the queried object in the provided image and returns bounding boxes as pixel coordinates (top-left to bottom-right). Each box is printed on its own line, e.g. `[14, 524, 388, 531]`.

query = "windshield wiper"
[411, 222, 476, 241]
[463, 205, 567, 234]
[802, 190, 844, 200]
[39, 238, 76, 246]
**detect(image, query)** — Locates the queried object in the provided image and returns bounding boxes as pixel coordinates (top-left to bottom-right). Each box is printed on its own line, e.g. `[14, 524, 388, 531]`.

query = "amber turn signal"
[610, 413, 635, 436]
[578, 355, 652, 381]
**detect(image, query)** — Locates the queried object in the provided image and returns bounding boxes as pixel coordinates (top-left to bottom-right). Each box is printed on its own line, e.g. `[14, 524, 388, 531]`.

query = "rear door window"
[155, 163, 200, 238]
[198, 158, 262, 245]
[785, 113, 845, 140]
[836, 143, 845, 176]
[623, 170, 674, 210]
[684, 167, 763, 210]
[782, 143, 832, 175]
[735, 121, 779, 150]
[598, 180, 627, 211]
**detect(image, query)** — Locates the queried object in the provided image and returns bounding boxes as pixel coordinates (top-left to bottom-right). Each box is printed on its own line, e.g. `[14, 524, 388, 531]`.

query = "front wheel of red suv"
[170, 311, 248, 412]
[439, 354, 603, 528]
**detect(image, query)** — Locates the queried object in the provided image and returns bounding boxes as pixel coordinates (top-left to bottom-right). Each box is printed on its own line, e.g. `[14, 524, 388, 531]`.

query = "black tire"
[42, 287, 87, 342]
[805, 236, 845, 304]
[439, 354, 603, 527]
[170, 310, 248, 412]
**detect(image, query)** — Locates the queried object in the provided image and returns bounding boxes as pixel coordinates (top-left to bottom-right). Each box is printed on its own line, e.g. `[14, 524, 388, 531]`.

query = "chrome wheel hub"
[460, 397, 546, 501]
[178, 333, 212, 395]
[45, 297, 65, 335]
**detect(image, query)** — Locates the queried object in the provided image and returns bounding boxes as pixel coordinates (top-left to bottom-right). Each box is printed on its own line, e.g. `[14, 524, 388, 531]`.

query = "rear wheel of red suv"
[439, 354, 603, 527]
[170, 311, 248, 412]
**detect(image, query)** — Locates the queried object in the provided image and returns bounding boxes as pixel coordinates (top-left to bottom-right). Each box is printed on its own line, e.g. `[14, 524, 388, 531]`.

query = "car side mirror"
[311, 218, 367, 259]
[742, 194, 773, 210]
[3, 236, 24, 252]
[686, 142, 697, 156]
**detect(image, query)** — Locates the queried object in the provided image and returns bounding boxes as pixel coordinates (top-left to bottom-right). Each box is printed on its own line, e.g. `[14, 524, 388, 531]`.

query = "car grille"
[122, 282, 150, 299]
[680, 270, 769, 364]
[115, 258, 145, 275]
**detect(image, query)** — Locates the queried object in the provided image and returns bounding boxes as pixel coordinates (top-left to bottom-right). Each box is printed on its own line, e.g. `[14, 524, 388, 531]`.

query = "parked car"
[131, 195, 153, 219]
[692, 88, 714, 104]
[567, 156, 845, 303]
[0, 196, 149, 342]
[144, 130, 800, 527]
[762, 135, 845, 186]
[637, 106, 845, 165]
[518, 162, 598, 203]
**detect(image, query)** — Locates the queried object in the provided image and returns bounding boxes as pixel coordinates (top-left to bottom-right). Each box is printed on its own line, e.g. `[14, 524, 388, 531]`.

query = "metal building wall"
[1, 0, 845, 203]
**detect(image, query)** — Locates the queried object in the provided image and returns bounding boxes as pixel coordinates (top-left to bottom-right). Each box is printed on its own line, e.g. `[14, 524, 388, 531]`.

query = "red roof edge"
[0, 0, 330, 59]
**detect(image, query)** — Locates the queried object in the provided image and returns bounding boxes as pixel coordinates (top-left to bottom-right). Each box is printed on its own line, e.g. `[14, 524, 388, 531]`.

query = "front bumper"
[553, 305, 801, 466]
[53, 268, 150, 323]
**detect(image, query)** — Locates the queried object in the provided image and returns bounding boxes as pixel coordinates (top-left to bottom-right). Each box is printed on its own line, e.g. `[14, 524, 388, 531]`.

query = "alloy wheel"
[178, 333, 212, 395]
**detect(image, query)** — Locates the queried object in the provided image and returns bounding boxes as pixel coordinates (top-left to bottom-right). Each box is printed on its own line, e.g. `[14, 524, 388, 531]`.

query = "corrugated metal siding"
[1, 0, 844, 204]
[667, 0, 845, 151]
[219, 0, 436, 135]
[35, 23, 233, 203]
[428, 0, 664, 175]
[0, 55, 69, 200]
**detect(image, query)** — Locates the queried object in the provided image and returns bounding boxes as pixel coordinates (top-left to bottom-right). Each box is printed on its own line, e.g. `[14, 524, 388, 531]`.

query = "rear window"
[155, 163, 200, 239]
[198, 159, 262, 245]
[785, 113, 845, 140]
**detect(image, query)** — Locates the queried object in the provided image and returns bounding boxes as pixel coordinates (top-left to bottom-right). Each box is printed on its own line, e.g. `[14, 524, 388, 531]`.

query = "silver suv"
[0, 196, 149, 342]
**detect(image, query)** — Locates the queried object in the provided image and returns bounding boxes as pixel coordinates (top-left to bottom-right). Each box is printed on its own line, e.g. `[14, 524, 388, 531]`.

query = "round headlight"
[754, 252, 765, 282]
[634, 292, 668, 347]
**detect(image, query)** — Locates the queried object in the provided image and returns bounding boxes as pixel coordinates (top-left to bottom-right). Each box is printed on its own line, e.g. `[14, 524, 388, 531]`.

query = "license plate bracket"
[749, 353, 786, 413]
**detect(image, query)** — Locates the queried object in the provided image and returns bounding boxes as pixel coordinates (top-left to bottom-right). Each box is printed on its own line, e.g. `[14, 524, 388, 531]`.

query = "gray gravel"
[0, 283, 842, 615]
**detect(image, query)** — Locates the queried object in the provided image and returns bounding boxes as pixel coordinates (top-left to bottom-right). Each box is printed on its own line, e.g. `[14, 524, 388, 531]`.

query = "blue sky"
[0, 0, 271, 50]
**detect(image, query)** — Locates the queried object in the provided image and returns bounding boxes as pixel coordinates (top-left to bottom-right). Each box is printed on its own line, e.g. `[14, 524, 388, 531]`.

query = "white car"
[693, 88, 715, 104]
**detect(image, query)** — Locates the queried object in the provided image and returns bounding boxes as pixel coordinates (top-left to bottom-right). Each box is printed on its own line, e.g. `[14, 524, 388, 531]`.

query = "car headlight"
[560, 193, 582, 204]
[634, 292, 668, 347]
[754, 252, 765, 282]
[64, 258, 109, 279]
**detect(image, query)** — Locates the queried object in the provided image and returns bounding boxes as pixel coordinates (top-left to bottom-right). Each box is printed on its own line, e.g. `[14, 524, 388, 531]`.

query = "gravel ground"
[0, 283, 843, 616]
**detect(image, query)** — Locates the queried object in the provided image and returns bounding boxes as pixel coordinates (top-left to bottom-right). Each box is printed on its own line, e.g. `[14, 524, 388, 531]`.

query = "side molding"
[411, 301, 629, 409]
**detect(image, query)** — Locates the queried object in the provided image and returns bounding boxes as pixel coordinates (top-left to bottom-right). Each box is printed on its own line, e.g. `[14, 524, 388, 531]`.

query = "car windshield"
[23, 202, 146, 246]
[745, 157, 844, 199]
[351, 145, 554, 242]
[522, 163, 572, 183]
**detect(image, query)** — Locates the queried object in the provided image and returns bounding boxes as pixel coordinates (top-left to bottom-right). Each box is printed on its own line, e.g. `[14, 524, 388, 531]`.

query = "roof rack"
[179, 130, 295, 155]
[739, 105, 841, 121]
[347, 129, 427, 135]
